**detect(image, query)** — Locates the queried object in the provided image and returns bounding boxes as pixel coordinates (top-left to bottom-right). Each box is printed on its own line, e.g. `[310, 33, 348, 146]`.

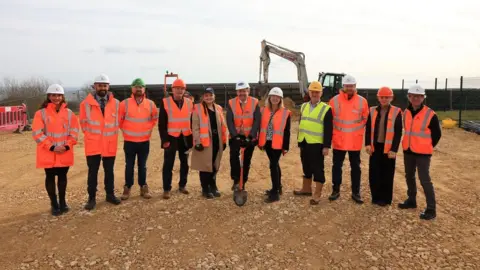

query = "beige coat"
[190, 104, 227, 172]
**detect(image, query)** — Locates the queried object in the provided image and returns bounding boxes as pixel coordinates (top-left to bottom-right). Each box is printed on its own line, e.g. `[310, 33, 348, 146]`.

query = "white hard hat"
[235, 81, 250, 90]
[46, 84, 65, 95]
[342, 74, 357, 85]
[268, 87, 283, 98]
[94, 74, 110, 84]
[408, 84, 426, 95]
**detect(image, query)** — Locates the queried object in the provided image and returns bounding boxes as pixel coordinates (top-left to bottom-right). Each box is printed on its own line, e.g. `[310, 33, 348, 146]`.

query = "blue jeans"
[124, 141, 150, 188]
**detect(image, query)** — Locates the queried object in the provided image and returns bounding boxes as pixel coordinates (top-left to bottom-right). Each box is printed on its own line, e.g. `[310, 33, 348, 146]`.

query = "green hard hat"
[131, 78, 145, 87]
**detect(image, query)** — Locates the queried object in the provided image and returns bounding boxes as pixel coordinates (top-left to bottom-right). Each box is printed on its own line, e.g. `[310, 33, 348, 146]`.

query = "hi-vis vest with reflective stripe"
[402, 106, 435, 154]
[259, 107, 291, 149]
[31, 103, 79, 169]
[228, 97, 258, 137]
[120, 96, 159, 142]
[80, 93, 120, 157]
[369, 105, 401, 153]
[163, 96, 193, 137]
[329, 92, 368, 151]
[195, 104, 227, 147]
[297, 102, 329, 144]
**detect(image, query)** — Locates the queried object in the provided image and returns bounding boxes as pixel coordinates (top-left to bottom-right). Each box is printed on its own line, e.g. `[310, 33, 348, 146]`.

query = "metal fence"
[459, 76, 480, 133]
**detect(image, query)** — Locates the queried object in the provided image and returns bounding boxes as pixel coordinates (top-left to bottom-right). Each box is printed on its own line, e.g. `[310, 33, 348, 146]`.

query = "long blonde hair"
[266, 95, 284, 111]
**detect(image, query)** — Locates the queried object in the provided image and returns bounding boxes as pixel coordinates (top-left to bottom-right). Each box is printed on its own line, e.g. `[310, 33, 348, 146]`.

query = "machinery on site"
[258, 39, 345, 102]
[164, 70, 178, 97]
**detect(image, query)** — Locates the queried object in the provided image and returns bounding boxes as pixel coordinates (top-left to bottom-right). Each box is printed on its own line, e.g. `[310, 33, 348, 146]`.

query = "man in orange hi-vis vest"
[80, 74, 122, 211]
[328, 74, 369, 204]
[118, 78, 159, 200]
[226, 81, 261, 192]
[158, 78, 194, 199]
[398, 84, 441, 220]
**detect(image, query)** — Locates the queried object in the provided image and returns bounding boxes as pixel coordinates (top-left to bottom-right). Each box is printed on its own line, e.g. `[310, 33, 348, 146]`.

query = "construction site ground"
[0, 123, 479, 270]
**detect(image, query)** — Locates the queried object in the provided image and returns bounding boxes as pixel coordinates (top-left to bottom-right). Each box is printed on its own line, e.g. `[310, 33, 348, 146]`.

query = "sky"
[0, 0, 479, 89]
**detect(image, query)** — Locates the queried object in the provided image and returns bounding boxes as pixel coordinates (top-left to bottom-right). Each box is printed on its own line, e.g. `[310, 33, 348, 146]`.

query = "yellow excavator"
[258, 39, 345, 102]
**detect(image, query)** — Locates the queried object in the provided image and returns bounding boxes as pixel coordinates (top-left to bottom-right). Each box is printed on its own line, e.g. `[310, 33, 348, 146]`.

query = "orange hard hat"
[172, 78, 186, 88]
[377, 86, 393, 97]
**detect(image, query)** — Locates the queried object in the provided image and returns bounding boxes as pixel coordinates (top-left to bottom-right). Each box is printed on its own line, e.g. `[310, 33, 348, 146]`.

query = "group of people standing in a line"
[32, 73, 441, 220]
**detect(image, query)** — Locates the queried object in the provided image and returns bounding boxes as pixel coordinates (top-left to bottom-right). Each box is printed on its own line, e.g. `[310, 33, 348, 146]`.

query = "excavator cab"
[318, 72, 345, 101]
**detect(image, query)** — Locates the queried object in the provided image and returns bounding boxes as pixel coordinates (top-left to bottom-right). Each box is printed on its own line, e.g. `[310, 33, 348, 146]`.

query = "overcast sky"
[1, 0, 479, 88]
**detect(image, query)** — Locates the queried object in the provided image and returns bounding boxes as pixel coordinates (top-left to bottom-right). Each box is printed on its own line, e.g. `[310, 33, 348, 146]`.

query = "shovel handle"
[239, 147, 245, 190]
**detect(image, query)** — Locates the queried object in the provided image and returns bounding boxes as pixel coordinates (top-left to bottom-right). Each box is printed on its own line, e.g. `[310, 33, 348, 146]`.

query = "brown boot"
[140, 185, 152, 199]
[293, 177, 313, 196]
[310, 183, 324, 205]
[121, 186, 130, 200]
[163, 191, 171, 200]
[178, 187, 189, 195]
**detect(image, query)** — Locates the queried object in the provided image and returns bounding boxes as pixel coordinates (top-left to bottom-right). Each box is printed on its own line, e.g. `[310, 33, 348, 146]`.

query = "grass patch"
[435, 110, 480, 121]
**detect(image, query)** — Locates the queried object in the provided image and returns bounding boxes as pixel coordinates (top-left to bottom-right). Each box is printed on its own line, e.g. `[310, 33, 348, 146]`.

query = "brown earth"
[0, 124, 479, 270]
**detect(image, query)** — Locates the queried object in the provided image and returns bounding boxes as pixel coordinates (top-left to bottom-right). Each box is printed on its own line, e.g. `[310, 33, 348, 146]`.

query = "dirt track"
[0, 124, 479, 270]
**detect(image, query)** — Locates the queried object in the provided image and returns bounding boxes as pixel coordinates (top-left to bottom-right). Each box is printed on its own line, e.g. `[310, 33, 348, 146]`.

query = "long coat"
[190, 104, 227, 172]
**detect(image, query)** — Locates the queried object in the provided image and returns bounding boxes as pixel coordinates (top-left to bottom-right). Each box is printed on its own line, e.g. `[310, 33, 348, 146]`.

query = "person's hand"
[388, 151, 397, 159]
[162, 142, 170, 149]
[54, 146, 66, 153]
[282, 150, 288, 156]
[322, 147, 329, 156]
[195, 144, 204, 151]
[365, 146, 372, 156]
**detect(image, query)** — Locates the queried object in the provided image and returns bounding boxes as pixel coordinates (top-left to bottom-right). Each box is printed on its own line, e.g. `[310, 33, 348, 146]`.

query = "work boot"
[178, 187, 189, 195]
[106, 194, 121, 205]
[420, 208, 436, 220]
[84, 197, 96, 211]
[140, 185, 152, 199]
[51, 200, 61, 216]
[398, 198, 417, 209]
[163, 191, 171, 200]
[328, 188, 340, 201]
[310, 183, 324, 205]
[59, 200, 70, 214]
[121, 186, 130, 200]
[202, 191, 214, 199]
[264, 191, 280, 203]
[293, 177, 313, 196]
[351, 193, 364, 204]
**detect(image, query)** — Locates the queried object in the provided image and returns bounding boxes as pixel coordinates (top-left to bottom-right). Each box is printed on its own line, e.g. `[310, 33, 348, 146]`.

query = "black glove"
[195, 144, 204, 151]
[223, 143, 227, 151]
[246, 135, 257, 147]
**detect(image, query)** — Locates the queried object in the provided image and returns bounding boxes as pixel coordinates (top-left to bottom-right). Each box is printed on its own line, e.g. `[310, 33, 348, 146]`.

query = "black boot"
[351, 193, 364, 204]
[59, 199, 70, 214]
[84, 196, 96, 211]
[420, 208, 436, 220]
[264, 191, 280, 203]
[106, 194, 121, 205]
[211, 176, 221, 198]
[51, 199, 61, 216]
[398, 198, 417, 209]
[202, 186, 214, 199]
[328, 188, 340, 201]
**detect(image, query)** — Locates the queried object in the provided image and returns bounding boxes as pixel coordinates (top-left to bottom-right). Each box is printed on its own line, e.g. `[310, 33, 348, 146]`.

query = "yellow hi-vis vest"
[297, 101, 330, 144]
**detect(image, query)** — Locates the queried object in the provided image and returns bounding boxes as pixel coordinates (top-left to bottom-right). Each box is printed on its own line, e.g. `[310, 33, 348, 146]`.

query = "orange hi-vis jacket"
[163, 96, 193, 137]
[369, 105, 401, 153]
[119, 95, 159, 142]
[258, 107, 291, 150]
[228, 96, 258, 137]
[195, 104, 227, 147]
[402, 106, 435, 154]
[329, 92, 369, 151]
[31, 103, 79, 168]
[79, 93, 120, 157]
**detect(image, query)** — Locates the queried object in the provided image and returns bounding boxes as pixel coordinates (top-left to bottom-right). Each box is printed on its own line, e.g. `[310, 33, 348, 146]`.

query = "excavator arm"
[259, 40, 309, 100]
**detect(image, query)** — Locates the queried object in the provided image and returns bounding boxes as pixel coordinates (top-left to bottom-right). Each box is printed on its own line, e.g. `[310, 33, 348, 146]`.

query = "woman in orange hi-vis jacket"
[31, 84, 79, 216]
[257, 87, 291, 203]
[191, 87, 227, 199]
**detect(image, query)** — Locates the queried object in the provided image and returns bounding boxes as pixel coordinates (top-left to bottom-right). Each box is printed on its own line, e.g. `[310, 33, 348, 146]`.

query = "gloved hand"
[195, 144, 204, 151]
[223, 143, 227, 151]
[162, 142, 170, 149]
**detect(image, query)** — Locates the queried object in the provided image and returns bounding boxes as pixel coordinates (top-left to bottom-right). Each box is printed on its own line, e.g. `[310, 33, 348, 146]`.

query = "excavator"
[258, 39, 345, 102]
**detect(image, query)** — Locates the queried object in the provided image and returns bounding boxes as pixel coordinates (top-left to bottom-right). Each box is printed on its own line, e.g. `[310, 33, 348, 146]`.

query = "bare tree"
[0, 77, 53, 103]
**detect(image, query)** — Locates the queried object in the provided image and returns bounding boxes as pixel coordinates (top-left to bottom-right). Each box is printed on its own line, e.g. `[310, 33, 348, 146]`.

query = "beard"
[134, 90, 144, 97]
[96, 90, 107, 97]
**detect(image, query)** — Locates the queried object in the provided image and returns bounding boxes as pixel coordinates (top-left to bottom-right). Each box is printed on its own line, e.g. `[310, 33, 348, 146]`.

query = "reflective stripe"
[83, 127, 102, 134]
[332, 95, 364, 124]
[199, 134, 209, 138]
[40, 109, 48, 133]
[197, 106, 209, 128]
[104, 123, 117, 128]
[35, 135, 47, 143]
[404, 108, 433, 139]
[384, 139, 393, 144]
[231, 97, 254, 119]
[333, 117, 363, 124]
[32, 129, 43, 136]
[404, 131, 431, 138]
[333, 125, 365, 132]
[103, 130, 118, 136]
[421, 109, 432, 130]
[125, 98, 154, 123]
[298, 129, 324, 136]
[301, 103, 326, 124]
[85, 103, 101, 126]
[122, 129, 152, 137]
[70, 128, 79, 133]
[168, 128, 191, 132]
[46, 132, 68, 138]
[275, 108, 288, 136]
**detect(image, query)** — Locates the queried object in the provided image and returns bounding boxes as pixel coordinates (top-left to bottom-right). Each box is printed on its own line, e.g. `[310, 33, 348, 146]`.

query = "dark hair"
[39, 95, 67, 109]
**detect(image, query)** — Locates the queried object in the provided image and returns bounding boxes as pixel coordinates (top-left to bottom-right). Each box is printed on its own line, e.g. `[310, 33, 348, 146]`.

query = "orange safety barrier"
[0, 104, 29, 132]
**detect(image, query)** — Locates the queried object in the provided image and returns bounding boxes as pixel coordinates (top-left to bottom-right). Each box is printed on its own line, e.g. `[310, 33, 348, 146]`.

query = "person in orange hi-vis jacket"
[80, 74, 122, 211]
[31, 84, 79, 216]
[328, 74, 369, 204]
[118, 78, 159, 200]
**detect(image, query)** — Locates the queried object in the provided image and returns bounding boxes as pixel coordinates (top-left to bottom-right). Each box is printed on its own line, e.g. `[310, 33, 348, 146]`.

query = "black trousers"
[265, 141, 282, 193]
[300, 143, 325, 183]
[44, 167, 69, 207]
[332, 149, 361, 194]
[162, 137, 189, 192]
[86, 155, 115, 197]
[229, 138, 255, 184]
[404, 153, 436, 210]
[124, 141, 150, 188]
[199, 138, 220, 193]
[368, 143, 396, 204]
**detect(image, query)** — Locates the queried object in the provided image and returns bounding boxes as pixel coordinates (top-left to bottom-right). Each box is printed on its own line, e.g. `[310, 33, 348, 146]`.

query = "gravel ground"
[0, 124, 479, 270]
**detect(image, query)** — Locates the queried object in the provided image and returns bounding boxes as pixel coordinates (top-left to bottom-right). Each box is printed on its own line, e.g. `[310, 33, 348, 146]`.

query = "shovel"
[233, 147, 248, 206]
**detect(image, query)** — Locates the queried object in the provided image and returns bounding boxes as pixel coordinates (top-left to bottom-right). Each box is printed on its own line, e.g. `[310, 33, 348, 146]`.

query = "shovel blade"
[233, 190, 248, 206]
